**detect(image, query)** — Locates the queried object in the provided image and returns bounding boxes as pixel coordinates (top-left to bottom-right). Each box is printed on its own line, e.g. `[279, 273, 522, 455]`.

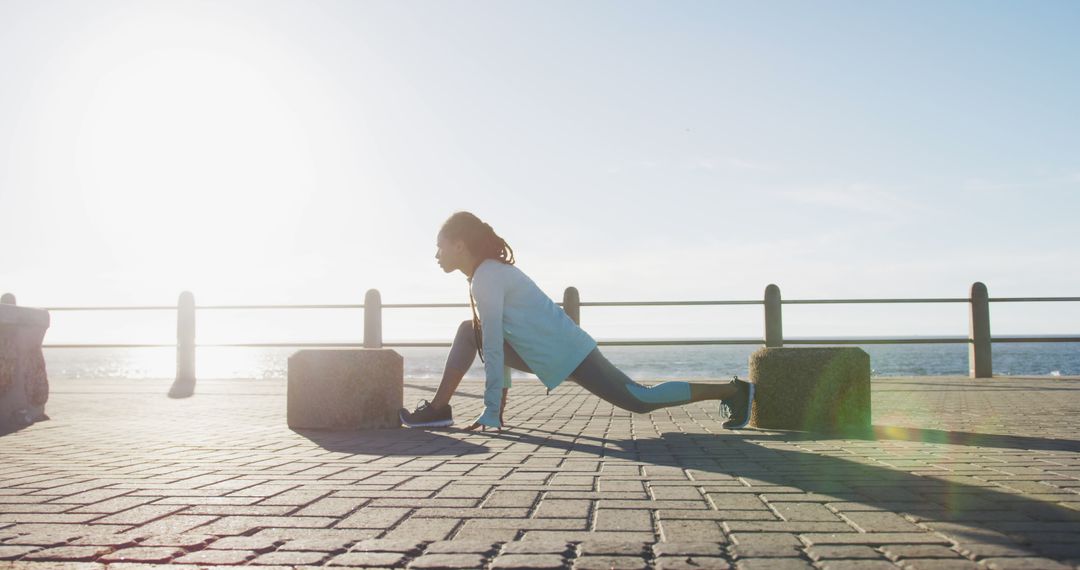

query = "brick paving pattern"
[0, 375, 1078, 569]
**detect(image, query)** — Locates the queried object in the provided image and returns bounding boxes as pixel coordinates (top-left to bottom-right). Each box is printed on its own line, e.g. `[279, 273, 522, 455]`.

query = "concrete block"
[748, 347, 870, 433]
[287, 349, 403, 429]
[0, 304, 51, 429]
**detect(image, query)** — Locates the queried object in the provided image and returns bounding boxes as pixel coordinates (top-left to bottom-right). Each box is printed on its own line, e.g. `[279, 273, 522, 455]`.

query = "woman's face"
[435, 233, 467, 274]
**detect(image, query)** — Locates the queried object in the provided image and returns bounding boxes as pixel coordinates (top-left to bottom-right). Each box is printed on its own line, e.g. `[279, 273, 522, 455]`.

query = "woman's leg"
[567, 348, 737, 414]
[431, 320, 532, 410]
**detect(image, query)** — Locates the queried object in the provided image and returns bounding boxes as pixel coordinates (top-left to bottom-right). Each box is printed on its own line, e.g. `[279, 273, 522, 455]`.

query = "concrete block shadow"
[293, 427, 489, 456]
[870, 425, 1080, 452]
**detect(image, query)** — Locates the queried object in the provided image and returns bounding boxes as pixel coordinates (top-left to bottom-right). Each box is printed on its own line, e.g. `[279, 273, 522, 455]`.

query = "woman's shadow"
[480, 425, 1080, 562]
[291, 418, 1079, 562]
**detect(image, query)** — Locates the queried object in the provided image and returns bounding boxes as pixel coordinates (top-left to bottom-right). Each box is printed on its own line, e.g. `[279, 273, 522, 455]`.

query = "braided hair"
[439, 211, 515, 363]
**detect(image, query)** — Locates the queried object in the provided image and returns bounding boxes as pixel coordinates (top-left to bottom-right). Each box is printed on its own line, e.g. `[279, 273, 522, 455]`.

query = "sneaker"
[721, 377, 755, 430]
[400, 400, 453, 428]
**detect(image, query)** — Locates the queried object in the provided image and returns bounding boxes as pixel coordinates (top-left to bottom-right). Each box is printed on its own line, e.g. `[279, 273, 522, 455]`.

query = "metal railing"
[3, 283, 1078, 390]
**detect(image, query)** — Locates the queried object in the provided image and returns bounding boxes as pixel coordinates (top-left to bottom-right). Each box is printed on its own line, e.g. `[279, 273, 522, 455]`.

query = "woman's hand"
[462, 418, 502, 432]
[462, 421, 500, 432]
[463, 388, 510, 432]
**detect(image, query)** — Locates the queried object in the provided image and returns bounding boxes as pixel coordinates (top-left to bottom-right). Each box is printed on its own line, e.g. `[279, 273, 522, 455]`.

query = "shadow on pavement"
[292, 426, 489, 456]
[0, 425, 28, 437]
[871, 425, 1080, 452]
[0, 416, 50, 438]
[480, 426, 1080, 563]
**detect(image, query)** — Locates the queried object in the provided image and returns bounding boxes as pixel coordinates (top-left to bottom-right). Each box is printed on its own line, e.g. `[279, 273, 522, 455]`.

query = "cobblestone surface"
[0, 375, 1078, 569]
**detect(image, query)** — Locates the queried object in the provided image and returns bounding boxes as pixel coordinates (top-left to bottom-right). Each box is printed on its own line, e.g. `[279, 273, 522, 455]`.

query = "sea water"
[43, 341, 1080, 382]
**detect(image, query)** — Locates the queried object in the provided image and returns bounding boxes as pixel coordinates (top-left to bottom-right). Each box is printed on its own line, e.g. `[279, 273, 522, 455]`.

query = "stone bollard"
[749, 347, 871, 434]
[287, 349, 403, 430]
[0, 304, 51, 429]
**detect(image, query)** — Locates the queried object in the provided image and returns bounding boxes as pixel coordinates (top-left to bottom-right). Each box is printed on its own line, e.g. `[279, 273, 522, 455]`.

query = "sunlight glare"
[74, 18, 316, 286]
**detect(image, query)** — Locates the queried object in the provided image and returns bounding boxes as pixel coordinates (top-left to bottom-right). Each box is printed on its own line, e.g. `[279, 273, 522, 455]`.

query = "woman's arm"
[469, 270, 507, 428]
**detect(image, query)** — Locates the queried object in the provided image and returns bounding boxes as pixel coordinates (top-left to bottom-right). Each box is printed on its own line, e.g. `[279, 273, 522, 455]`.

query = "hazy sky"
[2, 1, 1078, 344]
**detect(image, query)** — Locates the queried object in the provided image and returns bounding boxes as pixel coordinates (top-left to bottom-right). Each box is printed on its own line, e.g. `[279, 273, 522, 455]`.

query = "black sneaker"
[721, 377, 755, 430]
[400, 400, 453, 428]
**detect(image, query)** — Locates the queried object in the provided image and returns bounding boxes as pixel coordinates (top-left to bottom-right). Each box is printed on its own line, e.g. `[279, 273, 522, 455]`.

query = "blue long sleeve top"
[470, 259, 597, 427]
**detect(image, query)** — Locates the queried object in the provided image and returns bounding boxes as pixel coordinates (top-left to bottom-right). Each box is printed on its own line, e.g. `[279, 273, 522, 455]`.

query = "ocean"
[43, 341, 1080, 382]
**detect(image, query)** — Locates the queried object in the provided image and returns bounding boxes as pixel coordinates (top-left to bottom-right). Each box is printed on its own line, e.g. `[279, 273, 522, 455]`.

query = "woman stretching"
[399, 211, 755, 431]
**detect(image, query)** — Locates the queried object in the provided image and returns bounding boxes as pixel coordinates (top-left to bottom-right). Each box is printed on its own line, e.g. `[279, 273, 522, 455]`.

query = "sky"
[1, 0, 1078, 345]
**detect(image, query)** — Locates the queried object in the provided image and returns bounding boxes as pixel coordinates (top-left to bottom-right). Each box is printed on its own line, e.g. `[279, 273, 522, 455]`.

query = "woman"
[400, 211, 755, 431]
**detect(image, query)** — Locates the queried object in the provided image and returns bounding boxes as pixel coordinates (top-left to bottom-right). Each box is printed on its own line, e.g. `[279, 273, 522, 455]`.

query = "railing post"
[969, 281, 992, 378]
[169, 291, 196, 398]
[364, 289, 382, 348]
[764, 284, 783, 347]
[1, 293, 14, 305]
[563, 286, 580, 325]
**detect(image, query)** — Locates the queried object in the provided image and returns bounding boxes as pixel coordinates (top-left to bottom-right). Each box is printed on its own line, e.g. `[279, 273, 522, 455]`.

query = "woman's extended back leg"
[568, 348, 737, 414]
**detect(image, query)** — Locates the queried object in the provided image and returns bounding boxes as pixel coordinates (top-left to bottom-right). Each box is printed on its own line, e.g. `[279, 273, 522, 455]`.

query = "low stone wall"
[0, 304, 51, 429]
[287, 348, 404, 430]
[749, 347, 871, 433]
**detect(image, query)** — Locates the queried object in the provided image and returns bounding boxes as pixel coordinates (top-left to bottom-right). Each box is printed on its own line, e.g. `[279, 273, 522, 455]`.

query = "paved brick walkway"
[1, 375, 1078, 569]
